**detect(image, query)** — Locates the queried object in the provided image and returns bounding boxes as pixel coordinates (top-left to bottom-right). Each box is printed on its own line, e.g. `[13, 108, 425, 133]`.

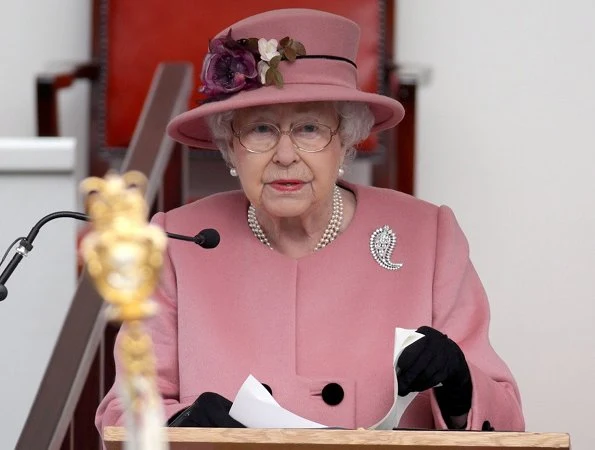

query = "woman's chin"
[260, 202, 310, 219]
[258, 188, 313, 218]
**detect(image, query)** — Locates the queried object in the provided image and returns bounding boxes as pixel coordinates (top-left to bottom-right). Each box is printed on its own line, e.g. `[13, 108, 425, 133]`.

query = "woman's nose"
[272, 133, 299, 165]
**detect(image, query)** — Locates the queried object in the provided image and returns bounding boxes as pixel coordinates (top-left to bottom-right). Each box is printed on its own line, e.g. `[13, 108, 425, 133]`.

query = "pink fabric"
[96, 183, 524, 438]
[166, 9, 405, 149]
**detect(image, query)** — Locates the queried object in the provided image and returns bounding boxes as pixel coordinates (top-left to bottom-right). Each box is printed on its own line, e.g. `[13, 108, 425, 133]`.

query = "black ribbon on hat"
[296, 54, 357, 68]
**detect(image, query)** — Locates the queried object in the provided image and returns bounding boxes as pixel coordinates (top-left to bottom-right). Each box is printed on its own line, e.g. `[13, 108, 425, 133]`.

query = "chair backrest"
[96, 0, 392, 151]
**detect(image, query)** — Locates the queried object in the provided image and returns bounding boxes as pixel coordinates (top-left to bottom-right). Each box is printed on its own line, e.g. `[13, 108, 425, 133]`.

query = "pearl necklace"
[247, 185, 344, 251]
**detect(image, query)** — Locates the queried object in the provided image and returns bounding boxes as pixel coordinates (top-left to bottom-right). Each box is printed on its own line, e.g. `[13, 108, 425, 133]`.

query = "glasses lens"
[291, 122, 333, 152]
[239, 123, 279, 153]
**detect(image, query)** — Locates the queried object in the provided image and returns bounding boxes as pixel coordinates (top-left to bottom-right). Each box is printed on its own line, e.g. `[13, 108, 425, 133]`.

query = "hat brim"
[167, 83, 405, 150]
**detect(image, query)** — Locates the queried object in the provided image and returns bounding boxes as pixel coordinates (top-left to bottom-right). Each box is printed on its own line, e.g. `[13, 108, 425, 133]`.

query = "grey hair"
[205, 101, 375, 165]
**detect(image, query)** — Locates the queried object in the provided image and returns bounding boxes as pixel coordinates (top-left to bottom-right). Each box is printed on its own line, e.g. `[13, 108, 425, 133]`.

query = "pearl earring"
[229, 167, 238, 177]
[338, 167, 345, 177]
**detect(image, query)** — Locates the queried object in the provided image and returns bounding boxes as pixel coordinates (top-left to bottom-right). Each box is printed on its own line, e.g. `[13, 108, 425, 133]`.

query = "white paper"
[369, 328, 424, 430]
[229, 375, 325, 428]
[229, 327, 424, 430]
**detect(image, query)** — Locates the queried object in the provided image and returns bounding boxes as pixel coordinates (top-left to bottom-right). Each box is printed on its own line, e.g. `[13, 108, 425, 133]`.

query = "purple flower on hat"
[198, 29, 306, 101]
[200, 31, 259, 96]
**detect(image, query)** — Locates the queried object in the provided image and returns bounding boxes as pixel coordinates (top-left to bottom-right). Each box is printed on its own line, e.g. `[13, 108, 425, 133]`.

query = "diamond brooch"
[370, 225, 403, 271]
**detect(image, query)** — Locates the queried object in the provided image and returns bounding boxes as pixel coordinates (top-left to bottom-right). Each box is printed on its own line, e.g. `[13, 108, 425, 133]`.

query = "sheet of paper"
[229, 374, 326, 428]
[369, 327, 424, 430]
[229, 327, 424, 429]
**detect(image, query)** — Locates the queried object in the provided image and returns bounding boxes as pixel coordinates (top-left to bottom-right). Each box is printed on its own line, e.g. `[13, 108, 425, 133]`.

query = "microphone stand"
[0, 212, 89, 302]
[0, 211, 220, 301]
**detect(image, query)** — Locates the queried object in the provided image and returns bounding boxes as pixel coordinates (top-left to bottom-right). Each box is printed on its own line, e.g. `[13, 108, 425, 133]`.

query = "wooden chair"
[33, 1, 418, 448]
[37, 0, 417, 198]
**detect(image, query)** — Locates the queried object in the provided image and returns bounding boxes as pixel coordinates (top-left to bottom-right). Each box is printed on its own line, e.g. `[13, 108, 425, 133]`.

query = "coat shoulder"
[352, 183, 439, 222]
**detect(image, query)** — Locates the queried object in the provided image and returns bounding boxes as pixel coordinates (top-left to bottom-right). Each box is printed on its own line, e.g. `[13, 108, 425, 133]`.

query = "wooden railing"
[18, 62, 193, 450]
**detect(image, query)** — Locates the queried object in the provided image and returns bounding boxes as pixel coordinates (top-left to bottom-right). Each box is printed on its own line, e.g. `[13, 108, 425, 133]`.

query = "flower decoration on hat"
[200, 29, 306, 101]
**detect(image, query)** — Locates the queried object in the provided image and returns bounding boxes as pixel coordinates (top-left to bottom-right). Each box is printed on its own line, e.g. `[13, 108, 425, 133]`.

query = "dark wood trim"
[372, 0, 404, 191]
[384, 0, 395, 71]
[161, 142, 185, 212]
[91, 0, 103, 61]
[89, 0, 110, 178]
[59, 425, 71, 450]
[72, 350, 102, 450]
[16, 62, 193, 450]
[103, 324, 120, 396]
[376, 0, 419, 195]
[395, 81, 417, 195]
[36, 63, 100, 137]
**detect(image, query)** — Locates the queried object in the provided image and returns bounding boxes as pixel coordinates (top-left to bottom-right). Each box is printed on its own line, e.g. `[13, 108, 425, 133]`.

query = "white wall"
[0, 139, 78, 449]
[0, 1, 91, 447]
[397, 1, 595, 448]
[0, 0, 91, 182]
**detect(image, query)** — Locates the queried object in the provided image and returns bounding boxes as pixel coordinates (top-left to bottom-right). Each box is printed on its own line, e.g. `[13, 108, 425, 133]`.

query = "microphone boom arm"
[0, 212, 89, 302]
[0, 211, 219, 302]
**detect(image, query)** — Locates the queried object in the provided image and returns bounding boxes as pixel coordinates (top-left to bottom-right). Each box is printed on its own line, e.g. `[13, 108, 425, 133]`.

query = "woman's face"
[228, 102, 345, 219]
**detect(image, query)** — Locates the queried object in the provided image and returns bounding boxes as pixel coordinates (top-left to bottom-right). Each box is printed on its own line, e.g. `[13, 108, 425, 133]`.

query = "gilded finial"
[80, 170, 168, 449]
[80, 171, 166, 322]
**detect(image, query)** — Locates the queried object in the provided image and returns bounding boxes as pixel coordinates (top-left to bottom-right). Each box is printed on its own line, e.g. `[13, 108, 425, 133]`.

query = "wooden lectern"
[103, 427, 570, 450]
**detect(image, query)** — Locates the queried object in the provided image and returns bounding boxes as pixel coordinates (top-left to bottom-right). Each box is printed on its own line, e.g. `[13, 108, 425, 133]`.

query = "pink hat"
[166, 8, 405, 150]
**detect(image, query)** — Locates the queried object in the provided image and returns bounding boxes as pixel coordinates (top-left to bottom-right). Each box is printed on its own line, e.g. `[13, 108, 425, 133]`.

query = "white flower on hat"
[258, 38, 280, 62]
[257, 60, 270, 84]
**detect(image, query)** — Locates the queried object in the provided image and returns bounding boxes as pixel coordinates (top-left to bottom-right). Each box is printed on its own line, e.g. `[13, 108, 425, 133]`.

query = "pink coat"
[96, 183, 524, 434]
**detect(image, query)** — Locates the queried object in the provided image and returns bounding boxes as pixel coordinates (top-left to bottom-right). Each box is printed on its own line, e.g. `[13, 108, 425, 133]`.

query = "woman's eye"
[252, 124, 275, 134]
[295, 123, 320, 134]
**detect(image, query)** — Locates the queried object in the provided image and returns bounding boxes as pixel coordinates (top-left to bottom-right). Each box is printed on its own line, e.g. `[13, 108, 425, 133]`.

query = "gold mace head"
[79, 171, 167, 322]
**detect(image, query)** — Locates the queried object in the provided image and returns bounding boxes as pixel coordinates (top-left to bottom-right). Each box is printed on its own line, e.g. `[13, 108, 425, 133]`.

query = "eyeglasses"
[231, 120, 340, 153]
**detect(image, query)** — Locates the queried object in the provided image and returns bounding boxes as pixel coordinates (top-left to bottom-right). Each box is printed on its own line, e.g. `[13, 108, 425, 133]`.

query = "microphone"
[166, 228, 220, 249]
[0, 211, 220, 302]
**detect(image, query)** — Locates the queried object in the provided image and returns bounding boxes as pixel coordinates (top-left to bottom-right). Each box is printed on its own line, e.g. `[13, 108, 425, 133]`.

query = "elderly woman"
[96, 8, 524, 436]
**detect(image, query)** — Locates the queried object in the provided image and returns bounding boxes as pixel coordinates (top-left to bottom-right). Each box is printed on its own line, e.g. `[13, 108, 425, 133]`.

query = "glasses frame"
[231, 119, 341, 154]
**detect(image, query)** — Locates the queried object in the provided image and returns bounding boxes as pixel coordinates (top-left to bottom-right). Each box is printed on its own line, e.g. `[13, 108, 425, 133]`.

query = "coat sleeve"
[94, 212, 193, 438]
[428, 205, 525, 431]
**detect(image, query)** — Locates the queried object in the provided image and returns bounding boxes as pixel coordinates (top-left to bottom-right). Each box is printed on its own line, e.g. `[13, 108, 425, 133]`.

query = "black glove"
[167, 392, 246, 427]
[397, 326, 472, 417]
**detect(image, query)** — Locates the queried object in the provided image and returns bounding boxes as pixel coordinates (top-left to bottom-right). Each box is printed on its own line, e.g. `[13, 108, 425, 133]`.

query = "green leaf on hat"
[293, 41, 306, 56]
[265, 67, 284, 88]
[284, 46, 297, 62]
[272, 69, 284, 87]
[265, 68, 275, 85]
[269, 55, 281, 68]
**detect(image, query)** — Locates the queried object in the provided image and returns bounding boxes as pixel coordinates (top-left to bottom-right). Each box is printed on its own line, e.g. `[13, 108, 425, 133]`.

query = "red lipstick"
[269, 180, 305, 192]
